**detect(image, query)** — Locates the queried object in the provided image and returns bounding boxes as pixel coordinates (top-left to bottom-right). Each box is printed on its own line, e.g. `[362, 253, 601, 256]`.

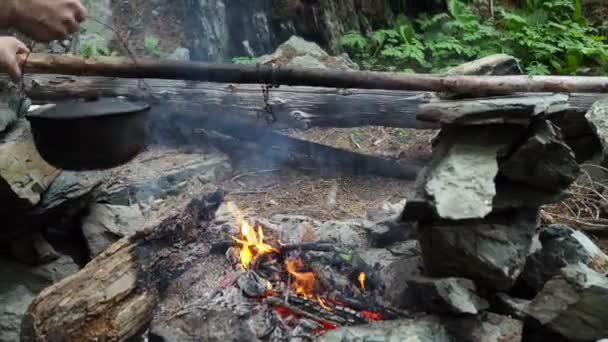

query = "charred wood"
[20, 189, 224, 342]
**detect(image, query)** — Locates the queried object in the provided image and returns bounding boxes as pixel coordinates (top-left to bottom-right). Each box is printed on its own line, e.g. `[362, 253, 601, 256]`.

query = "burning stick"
[266, 297, 344, 327]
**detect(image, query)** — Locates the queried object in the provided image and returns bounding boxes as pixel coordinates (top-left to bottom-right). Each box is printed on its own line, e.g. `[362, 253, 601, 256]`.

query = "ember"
[226, 218, 394, 337]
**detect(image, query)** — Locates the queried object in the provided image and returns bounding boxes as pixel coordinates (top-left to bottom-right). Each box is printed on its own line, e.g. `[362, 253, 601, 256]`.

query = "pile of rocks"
[390, 55, 608, 341]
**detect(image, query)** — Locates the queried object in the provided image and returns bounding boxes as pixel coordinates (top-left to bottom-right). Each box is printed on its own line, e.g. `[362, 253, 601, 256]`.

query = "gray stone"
[446, 54, 523, 76]
[315, 219, 370, 248]
[528, 262, 608, 341]
[442, 312, 524, 342]
[422, 125, 522, 220]
[280, 36, 329, 58]
[287, 55, 328, 69]
[318, 316, 451, 342]
[318, 313, 523, 342]
[382, 256, 425, 306]
[404, 277, 490, 315]
[168, 47, 191, 61]
[585, 96, 608, 167]
[494, 293, 531, 321]
[0, 77, 27, 133]
[0, 255, 79, 342]
[33, 170, 104, 214]
[521, 224, 608, 292]
[499, 120, 581, 191]
[0, 120, 60, 214]
[81, 203, 145, 257]
[419, 208, 538, 291]
[98, 149, 232, 208]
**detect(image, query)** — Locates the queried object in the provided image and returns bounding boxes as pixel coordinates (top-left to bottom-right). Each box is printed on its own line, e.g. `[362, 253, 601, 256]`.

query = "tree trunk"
[20, 189, 224, 342]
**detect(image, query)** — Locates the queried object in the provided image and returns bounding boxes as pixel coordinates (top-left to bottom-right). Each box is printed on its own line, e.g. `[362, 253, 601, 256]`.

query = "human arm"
[0, 0, 87, 42]
[0, 37, 29, 82]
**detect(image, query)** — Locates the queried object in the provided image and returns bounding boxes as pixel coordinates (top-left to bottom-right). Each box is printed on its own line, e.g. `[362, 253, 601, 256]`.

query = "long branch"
[24, 53, 608, 94]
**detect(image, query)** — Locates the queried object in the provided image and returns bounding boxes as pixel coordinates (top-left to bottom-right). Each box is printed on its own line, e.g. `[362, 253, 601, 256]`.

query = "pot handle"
[24, 104, 56, 118]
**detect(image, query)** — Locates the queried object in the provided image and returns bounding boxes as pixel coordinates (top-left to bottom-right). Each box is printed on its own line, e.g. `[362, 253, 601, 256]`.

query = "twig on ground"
[350, 134, 361, 149]
[317, 129, 336, 144]
[231, 169, 280, 182]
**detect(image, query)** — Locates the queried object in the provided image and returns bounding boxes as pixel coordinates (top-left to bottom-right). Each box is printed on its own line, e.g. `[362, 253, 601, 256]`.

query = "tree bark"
[20, 189, 224, 342]
[24, 75, 602, 131]
[24, 53, 608, 94]
[24, 74, 438, 130]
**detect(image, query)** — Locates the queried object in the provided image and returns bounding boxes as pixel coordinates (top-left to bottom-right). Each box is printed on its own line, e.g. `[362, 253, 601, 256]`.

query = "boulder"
[418, 208, 538, 291]
[446, 54, 523, 76]
[81, 203, 145, 257]
[527, 262, 608, 341]
[257, 36, 359, 70]
[404, 276, 490, 314]
[520, 224, 608, 292]
[585, 96, 608, 167]
[419, 125, 524, 220]
[381, 255, 424, 306]
[0, 255, 79, 342]
[0, 120, 60, 214]
[499, 120, 581, 191]
[318, 313, 523, 342]
[493, 293, 531, 321]
[167, 47, 191, 61]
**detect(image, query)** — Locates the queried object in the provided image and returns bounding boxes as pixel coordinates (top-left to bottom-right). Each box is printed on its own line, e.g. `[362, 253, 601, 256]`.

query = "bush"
[340, 0, 608, 75]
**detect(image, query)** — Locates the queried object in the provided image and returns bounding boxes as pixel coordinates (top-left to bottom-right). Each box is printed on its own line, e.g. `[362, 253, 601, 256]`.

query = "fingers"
[13, 0, 87, 42]
[70, 0, 87, 23]
[0, 37, 29, 83]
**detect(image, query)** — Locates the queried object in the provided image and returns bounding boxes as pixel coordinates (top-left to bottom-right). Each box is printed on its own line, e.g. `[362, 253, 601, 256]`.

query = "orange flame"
[232, 221, 278, 269]
[358, 272, 366, 290]
[285, 258, 316, 298]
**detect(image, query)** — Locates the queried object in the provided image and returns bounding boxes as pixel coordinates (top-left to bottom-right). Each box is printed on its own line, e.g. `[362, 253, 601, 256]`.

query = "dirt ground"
[220, 127, 436, 220]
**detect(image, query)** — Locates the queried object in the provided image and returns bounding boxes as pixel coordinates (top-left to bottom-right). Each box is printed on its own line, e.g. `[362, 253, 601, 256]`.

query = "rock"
[81, 203, 145, 257]
[275, 36, 329, 59]
[446, 54, 523, 76]
[499, 120, 581, 191]
[494, 293, 531, 321]
[422, 125, 523, 220]
[404, 277, 490, 315]
[150, 308, 258, 342]
[257, 36, 358, 71]
[318, 316, 452, 342]
[0, 120, 60, 214]
[418, 208, 539, 291]
[520, 224, 608, 292]
[98, 149, 232, 209]
[0, 255, 79, 342]
[442, 312, 524, 342]
[585, 96, 608, 167]
[287, 54, 329, 69]
[319, 313, 523, 342]
[0, 77, 27, 133]
[381, 255, 425, 306]
[168, 47, 191, 61]
[527, 262, 608, 341]
[315, 219, 370, 248]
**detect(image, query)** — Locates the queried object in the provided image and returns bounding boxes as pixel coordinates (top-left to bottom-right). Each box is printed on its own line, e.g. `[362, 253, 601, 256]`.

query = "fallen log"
[23, 75, 604, 131]
[24, 53, 608, 95]
[24, 74, 437, 130]
[20, 188, 224, 342]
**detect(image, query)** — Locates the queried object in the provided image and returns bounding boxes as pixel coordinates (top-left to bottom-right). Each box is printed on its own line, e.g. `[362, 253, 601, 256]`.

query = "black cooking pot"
[26, 97, 151, 170]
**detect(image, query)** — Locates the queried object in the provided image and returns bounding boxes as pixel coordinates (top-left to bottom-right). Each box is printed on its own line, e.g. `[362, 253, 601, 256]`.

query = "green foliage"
[144, 35, 162, 58]
[339, 0, 608, 75]
[80, 41, 116, 58]
[232, 56, 257, 65]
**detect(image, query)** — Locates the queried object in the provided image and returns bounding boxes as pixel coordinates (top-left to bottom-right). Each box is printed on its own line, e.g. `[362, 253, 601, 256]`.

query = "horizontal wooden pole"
[24, 53, 608, 95]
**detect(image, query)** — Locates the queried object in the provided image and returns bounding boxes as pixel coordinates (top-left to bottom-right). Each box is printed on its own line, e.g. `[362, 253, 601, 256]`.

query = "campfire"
[217, 214, 400, 337]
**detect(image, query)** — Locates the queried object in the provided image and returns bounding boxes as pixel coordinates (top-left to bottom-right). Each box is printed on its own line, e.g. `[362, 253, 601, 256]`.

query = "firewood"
[20, 188, 224, 342]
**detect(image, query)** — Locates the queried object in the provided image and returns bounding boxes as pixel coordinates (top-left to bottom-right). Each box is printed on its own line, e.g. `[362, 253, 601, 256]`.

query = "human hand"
[8, 0, 87, 42]
[0, 37, 29, 83]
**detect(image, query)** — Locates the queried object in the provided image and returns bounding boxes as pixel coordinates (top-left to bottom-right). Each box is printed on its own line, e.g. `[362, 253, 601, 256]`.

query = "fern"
[339, 0, 608, 75]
